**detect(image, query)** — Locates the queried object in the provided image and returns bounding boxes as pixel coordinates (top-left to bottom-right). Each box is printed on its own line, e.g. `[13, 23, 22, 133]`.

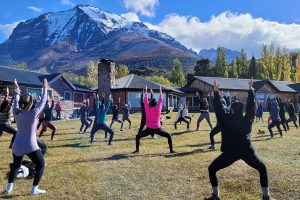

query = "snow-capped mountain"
[0, 5, 198, 72]
[198, 48, 241, 65]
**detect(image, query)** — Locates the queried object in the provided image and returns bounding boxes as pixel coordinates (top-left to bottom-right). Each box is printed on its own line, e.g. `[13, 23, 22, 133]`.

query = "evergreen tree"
[194, 59, 211, 76]
[146, 76, 173, 86]
[249, 56, 257, 79]
[231, 59, 238, 78]
[215, 46, 227, 77]
[235, 54, 242, 77]
[170, 58, 187, 86]
[239, 49, 248, 78]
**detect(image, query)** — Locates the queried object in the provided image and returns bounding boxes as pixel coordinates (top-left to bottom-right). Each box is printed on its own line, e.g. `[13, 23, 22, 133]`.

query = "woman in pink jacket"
[134, 86, 174, 153]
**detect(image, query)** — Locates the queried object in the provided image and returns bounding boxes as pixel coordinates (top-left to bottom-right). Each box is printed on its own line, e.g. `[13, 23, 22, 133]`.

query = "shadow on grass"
[164, 148, 212, 158]
[54, 132, 82, 136]
[48, 142, 92, 149]
[172, 130, 194, 136]
[0, 194, 30, 199]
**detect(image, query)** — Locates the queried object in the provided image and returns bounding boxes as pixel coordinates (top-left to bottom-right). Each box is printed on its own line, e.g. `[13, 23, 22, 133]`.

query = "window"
[128, 92, 167, 108]
[27, 88, 53, 99]
[64, 91, 72, 101]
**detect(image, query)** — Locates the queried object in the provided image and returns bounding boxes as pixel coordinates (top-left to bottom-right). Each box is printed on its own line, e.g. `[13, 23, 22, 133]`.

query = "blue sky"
[1, 0, 300, 55]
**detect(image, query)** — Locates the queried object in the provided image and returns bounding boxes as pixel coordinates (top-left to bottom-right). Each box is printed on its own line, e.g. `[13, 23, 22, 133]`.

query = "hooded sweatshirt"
[144, 94, 162, 129]
[95, 97, 111, 125]
[269, 99, 281, 122]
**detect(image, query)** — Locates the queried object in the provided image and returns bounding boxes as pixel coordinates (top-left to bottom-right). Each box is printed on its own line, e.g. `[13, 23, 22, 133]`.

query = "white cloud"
[121, 12, 141, 22]
[0, 21, 23, 39]
[61, 0, 75, 7]
[146, 12, 300, 56]
[123, 0, 159, 17]
[27, 6, 43, 13]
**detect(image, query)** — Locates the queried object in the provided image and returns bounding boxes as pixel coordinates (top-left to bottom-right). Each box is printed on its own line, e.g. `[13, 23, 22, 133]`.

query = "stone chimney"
[98, 59, 116, 96]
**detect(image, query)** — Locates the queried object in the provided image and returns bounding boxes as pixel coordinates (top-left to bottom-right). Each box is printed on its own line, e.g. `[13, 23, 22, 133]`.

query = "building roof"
[0, 66, 60, 86]
[268, 80, 297, 93]
[112, 74, 184, 94]
[288, 83, 300, 93]
[193, 76, 298, 93]
[0, 66, 93, 93]
[175, 87, 199, 93]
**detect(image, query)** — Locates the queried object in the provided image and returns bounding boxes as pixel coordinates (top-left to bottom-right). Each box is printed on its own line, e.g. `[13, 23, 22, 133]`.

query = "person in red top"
[54, 100, 62, 120]
[133, 86, 174, 153]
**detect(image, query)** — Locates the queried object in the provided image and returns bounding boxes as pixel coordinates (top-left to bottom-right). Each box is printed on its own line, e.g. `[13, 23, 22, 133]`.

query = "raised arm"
[150, 89, 154, 100]
[0, 87, 9, 112]
[32, 79, 48, 116]
[140, 89, 144, 106]
[144, 86, 149, 110]
[105, 95, 112, 112]
[213, 80, 227, 124]
[157, 86, 163, 110]
[13, 79, 21, 115]
[244, 78, 255, 120]
[95, 93, 100, 112]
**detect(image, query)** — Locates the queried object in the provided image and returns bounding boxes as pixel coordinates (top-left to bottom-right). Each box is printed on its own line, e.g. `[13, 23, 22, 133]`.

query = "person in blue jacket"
[267, 98, 282, 138]
[90, 93, 114, 145]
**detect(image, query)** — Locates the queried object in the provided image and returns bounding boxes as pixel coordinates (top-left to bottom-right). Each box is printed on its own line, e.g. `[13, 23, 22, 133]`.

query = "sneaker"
[132, 150, 139, 154]
[204, 194, 221, 200]
[31, 187, 46, 195]
[208, 145, 215, 150]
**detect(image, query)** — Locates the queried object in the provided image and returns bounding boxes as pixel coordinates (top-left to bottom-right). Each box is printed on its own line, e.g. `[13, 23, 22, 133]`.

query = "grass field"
[0, 113, 299, 200]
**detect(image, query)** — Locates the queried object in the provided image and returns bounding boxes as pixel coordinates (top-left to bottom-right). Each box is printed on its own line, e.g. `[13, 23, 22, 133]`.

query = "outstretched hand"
[248, 77, 253, 90]
[159, 85, 162, 95]
[42, 78, 48, 90]
[14, 79, 19, 88]
[213, 80, 219, 91]
[5, 87, 9, 96]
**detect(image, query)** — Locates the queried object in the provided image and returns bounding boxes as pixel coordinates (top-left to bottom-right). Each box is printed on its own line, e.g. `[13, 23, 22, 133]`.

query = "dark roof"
[72, 82, 94, 93]
[193, 76, 259, 90]
[0, 66, 93, 93]
[0, 66, 59, 86]
[269, 80, 297, 93]
[288, 83, 300, 93]
[113, 74, 184, 94]
[176, 87, 199, 93]
[193, 76, 298, 93]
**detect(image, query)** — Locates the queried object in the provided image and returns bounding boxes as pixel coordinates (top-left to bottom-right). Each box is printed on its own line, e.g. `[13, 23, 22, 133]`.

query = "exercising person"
[134, 86, 174, 153]
[205, 79, 271, 200]
[0, 87, 17, 149]
[196, 91, 213, 131]
[277, 98, 288, 132]
[4, 78, 48, 195]
[208, 98, 229, 150]
[286, 101, 298, 129]
[183, 102, 192, 122]
[122, 102, 132, 129]
[109, 98, 124, 132]
[174, 104, 189, 130]
[79, 102, 92, 133]
[39, 97, 57, 140]
[256, 102, 264, 123]
[90, 93, 114, 145]
[267, 98, 282, 138]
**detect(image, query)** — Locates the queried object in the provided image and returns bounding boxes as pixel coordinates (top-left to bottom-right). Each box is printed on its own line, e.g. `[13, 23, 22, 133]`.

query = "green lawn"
[0, 113, 299, 200]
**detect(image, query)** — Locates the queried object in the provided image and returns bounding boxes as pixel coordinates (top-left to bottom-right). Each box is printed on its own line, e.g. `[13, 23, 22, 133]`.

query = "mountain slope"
[199, 48, 241, 64]
[0, 5, 199, 72]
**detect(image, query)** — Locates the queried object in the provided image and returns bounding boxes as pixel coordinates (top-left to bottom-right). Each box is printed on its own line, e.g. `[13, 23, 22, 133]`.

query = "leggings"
[184, 116, 192, 122]
[197, 112, 213, 130]
[8, 150, 45, 186]
[208, 150, 268, 187]
[210, 124, 221, 146]
[37, 118, 45, 130]
[0, 123, 17, 146]
[174, 117, 189, 129]
[123, 116, 131, 128]
[268, 120, 282, 137]
[37, 138, 47, 155]
[105, 119, 124, 138]
[135, 127, 173, 152]
[90, 123, 114, 144]
[39, 120, 57, 140]
[286, 116, 298, 129]
[80, 118, 92, 133]
[279, 117, 288, 132]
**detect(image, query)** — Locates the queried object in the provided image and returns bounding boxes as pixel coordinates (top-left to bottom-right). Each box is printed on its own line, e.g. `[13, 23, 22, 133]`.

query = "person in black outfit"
[267, 98, 283, 138]
[174, 104, 190, 130]
[205, 79, 271, 200]
[277, 98, 288, 132]
[196, 91, 213, 131]
[286, 101, 298, 129]
[109, 98, 124, 132]
[79, 102, 92, 133]
[0, 87, 17, 149]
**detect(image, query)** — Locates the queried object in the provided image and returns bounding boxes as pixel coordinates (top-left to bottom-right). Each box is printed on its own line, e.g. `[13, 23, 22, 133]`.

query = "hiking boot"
[208, 145, 215, 150]
[204, 194, 221, 200]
